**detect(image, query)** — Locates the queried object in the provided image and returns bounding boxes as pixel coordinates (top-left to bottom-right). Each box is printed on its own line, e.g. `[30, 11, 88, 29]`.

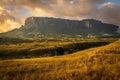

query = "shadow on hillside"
[0, 41, 111, 60]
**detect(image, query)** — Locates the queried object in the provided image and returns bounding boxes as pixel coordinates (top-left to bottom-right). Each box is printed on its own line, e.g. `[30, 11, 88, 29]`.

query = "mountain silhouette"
[0, 17, 119, 38]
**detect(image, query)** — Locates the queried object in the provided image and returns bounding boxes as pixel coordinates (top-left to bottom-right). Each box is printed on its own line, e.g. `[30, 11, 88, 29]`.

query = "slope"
[0, 39, 120, 80]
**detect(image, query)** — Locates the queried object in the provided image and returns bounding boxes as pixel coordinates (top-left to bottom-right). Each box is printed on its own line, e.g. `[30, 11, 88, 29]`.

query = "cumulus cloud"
[15, 0, 105, 18]
[0, 0, 120, 33]
[0, 7, 20, 32]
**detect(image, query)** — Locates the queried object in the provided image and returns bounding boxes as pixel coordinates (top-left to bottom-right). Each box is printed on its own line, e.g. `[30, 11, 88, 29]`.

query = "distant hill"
[0, 17, 119, 38]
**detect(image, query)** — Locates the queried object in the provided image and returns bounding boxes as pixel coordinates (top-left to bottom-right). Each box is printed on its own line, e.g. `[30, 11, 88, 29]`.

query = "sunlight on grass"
[0, 39, 120, 80]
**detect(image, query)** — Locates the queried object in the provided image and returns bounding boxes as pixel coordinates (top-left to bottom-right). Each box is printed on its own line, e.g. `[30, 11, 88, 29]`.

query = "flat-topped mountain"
[0, 17, 119, 38]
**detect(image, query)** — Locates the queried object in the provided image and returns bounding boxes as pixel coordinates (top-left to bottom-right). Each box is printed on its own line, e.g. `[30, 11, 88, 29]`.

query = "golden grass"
[0, 42, 72, 50]
[0, 39, 120, 80]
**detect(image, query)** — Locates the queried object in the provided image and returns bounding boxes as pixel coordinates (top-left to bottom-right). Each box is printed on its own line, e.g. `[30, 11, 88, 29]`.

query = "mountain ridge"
[0, 17, 119, 38]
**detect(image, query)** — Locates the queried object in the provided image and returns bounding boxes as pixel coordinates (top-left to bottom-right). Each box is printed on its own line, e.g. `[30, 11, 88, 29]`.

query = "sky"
[108, 0, 120, 4]
[0, 0, 120, 33]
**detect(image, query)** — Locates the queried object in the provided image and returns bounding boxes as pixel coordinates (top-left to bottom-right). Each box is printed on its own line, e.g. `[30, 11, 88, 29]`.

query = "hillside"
[0, 17, 119, 38]
[0, 39, 120, 80]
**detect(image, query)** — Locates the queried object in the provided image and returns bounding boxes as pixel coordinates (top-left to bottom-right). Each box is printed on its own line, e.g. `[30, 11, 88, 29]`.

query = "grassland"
[0, 38, 120, 80]
[0, 38, 112, 59]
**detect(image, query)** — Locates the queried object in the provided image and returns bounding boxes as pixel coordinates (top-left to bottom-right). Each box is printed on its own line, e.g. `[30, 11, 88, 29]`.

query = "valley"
[0, 37, 116, 60]
[0, 38, 119, 80]
[0, 0, 120, 79]
[0, 17, 120, 80]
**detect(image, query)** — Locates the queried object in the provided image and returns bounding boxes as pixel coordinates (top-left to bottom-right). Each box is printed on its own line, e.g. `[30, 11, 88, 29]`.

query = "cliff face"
[0, 17, 119, 38]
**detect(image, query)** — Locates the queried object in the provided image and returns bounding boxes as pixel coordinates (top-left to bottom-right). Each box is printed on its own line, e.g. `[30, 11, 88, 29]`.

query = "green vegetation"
[0, 38, 119, 80]
[0, 17, 119, 38]
[0, 38, 111, 59]
[0, 16, 119, 80]
[0, 37, 33, 44]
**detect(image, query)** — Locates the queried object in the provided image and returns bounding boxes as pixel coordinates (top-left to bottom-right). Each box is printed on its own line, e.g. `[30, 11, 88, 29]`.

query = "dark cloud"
[99, 2, 120, 26]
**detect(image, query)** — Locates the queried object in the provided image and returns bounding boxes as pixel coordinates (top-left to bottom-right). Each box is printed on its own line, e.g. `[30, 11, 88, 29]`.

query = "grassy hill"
[0, 39, 120, 80]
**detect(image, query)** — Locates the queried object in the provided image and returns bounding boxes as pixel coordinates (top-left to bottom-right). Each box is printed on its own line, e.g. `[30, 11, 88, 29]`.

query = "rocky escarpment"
[0, 17, 119, 38]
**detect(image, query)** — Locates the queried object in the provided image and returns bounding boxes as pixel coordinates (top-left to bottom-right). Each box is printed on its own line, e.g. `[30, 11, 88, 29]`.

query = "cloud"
[0, 0, 107, 17]
[0, 0, 120, 33]
[6, 0, 104, 18]
[0, 8, 20, 32]
[100, 2, 120, 26]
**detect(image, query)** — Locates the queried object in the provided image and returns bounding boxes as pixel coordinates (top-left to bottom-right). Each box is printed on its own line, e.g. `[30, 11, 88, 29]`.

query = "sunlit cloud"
[0, 19, 20, 32]
[0, 0, 119, 33]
